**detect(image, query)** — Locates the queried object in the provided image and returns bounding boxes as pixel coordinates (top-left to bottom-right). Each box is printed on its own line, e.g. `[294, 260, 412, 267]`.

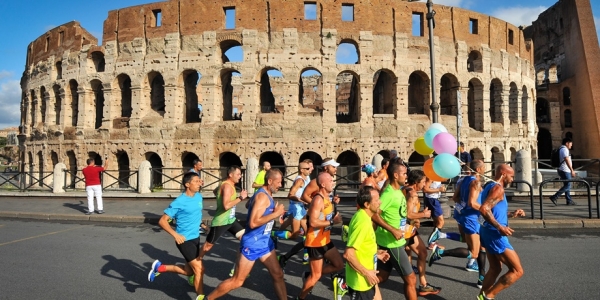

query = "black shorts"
[206, 220, 244, 244]
[406, 230, 420, 246]
[306, 241, 335, 259]
[176, 237, 201, 262]
[377, 245, 413, 276]
[348, 286, 376, 300]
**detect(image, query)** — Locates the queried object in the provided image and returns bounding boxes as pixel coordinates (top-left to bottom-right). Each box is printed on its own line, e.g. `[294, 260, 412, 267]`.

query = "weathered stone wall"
[20, 0, 537, 185]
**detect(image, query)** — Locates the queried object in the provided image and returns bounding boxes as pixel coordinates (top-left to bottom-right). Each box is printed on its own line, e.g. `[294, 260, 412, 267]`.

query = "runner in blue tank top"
[207, 169, 287, 300]
[478, 164, 525, 300]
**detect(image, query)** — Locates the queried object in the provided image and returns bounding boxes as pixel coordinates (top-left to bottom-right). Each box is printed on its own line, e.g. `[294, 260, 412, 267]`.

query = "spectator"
[82, 156, 109, 215]
[458, 142, 472, 164]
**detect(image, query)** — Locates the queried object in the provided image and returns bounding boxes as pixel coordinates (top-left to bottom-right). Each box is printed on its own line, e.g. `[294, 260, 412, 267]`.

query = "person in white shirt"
[550, 138, 577, 206]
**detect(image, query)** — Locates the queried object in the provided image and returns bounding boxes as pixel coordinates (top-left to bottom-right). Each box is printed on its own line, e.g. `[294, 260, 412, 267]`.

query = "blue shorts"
[240, 240, 275, 261]
[480, 226, 513, 255]
[288, 201, 307, 220]
[453, 209, 463, 224]
[461, 215, 480, 235]
[424, 197, 444, 218]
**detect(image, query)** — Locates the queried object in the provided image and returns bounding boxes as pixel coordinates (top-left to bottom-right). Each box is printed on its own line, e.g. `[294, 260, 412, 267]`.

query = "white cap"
[321, 159, 340, 167]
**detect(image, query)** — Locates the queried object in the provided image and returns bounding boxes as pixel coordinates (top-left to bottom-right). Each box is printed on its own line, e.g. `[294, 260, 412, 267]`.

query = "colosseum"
[19, 0, 537, 191]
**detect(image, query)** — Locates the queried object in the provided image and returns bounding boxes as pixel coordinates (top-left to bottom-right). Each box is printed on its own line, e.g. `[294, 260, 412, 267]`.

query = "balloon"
[428, 123, 448, 133]
[432, 132, 458, 155]
[414, 137, 434, 156]
[423, 158, 447, 181]
[424, 128, 441, 148]
[433, 153, 461, 178]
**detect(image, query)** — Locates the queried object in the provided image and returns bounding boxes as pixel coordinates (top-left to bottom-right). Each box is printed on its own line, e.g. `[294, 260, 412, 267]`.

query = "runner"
[199, 165, 248, 277]
[422, 175, 446, 243]
[478, 164, 525, 300]
[252, 161, 271, 193]
[344, 186, 390, 300]
[403, 170, 441, 296]
[376, 158, 389, 189]
[361, 164, 380, 192]
[298, 172, 345, 300]
[147, 172, 206, 300]
[371, 162, 417, 300]
[206, 169, 287, 300]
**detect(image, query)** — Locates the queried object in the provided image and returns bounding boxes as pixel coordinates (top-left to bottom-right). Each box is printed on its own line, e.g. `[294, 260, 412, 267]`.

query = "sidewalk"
[1, 192, 599, 229]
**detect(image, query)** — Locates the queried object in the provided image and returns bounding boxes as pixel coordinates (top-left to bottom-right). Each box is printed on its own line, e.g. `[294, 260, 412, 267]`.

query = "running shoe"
[148, 260, 162, 282]
[549, 196, 558, 206]
[418, 283, 441, 296]
[195, 295, 205, 300]
[428, 227, 441, 245]
[229, 266, 235, 277]
[477, 292, 494, 300]
[188, 275, 194, 286]
[466, 261, 479, 272]
[332, 274, 348, 300]
[341, 225, 349, 243]
[302, 251, 309, 265]
[477, 275, 484, 289]
[427, 245, 442, 267]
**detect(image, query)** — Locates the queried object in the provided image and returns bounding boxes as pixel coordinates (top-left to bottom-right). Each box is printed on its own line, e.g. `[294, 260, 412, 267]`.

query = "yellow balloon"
[415, 137, 434, 156]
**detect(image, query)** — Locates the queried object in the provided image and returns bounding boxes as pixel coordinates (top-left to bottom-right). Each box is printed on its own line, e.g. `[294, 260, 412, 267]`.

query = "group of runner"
[145, 155, 524, 300]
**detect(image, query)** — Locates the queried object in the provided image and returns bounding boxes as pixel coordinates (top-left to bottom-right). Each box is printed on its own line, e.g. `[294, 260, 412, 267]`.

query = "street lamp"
[408, 0, 438, 123]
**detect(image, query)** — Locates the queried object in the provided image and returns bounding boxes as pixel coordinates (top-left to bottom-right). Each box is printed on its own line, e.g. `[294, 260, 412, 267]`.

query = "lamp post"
[409, 0, 438, 123]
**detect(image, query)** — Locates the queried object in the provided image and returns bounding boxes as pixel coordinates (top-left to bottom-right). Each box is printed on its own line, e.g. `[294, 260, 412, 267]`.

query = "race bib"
[264, 220, 274, 235]
[400, 218, 407, 232]
[229, 205, 236, 218]
[373, 254, 378, 270]
[454, 203, 464, 214]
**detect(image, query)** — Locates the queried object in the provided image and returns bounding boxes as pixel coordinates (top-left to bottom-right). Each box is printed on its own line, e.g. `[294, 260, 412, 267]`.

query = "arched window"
[440, 74, 459, 116]
[564, 109, 572, 128]
[220, 40, 243, 63]
[563, 87, 571, 106]
[53, 85, 62, 125]
[259, 68, 283, 113]
[148, 72, 165, 116]
[536, 98, 550, 123]
[408, 71, 429, 115]
[55, 61, 62, 80]
[183, 70, 202, 123]
[489, 79, 503, 123]
[69, 80, 79, 127]
[299, 69, 322, 112]
[373, 70, 395, 114]
[117, 74, 132, 118]
[468, 78, 484, 131]
[467, 50, 483, 72]
[509, 82, 519, 123]
[537, 128, 552, 159]
[521, 86, 529, 122]
[336, 41, 359, 64]
[91, 80, 104, 129]
[91, 51, 105, 72]
[40, 86, 47, 124]
[221, 69, 242, 121]
[536, 68, 546, 86]
[336, 71, 360, 123]
[548, 64, 557, 83]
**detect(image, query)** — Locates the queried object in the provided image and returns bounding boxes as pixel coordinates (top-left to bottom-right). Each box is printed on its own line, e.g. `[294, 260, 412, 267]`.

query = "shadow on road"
[63, 202, 87, 213]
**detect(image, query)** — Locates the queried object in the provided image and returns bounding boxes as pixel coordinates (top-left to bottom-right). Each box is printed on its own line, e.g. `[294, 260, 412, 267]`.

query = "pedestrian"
[428, 159, 487, 288]
[299, 172, 346, 300]
[252, 161, 271, 193]
[550, 137, 577, 206]
[199, 165, 248, 277]
[371, 162, 417, 300]
[147, 172, 206, 300]
[206, 169, 287, 300]
[403, 170, 440, 296]
[344, 186, 390, 300]
[478, 164, 525, 300]
[82, 156, 108, 215]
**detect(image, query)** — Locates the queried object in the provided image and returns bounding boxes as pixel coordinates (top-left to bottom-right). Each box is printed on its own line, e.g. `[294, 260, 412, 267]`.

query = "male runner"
[148, 172, 206, 300]
[478, 164, 525, 300]
[206, 169, 287, 300]
[371, 162, 417, 300]
[252, 161, 271, 193]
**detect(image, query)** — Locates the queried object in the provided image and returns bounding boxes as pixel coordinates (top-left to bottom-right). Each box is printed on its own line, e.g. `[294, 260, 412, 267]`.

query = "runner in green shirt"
[371, 162, 418, 300]
[345, 186, 390, 300]
[252, 161, 271, 193]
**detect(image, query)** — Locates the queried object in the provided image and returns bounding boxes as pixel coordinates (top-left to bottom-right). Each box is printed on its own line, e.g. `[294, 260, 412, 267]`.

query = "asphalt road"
[1, 219, 600, 299]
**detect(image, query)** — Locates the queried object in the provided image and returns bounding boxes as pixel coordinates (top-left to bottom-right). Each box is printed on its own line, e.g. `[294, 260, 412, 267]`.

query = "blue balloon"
[428, 123, 448, 133]
[424, 128, 442, 148]
[433, 153, 461, 178]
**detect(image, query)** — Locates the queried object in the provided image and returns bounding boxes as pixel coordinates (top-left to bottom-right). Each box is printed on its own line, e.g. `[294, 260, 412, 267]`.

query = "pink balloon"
[432, 132, 457, 155]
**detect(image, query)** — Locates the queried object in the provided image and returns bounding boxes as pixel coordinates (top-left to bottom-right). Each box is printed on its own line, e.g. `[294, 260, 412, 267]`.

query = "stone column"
[138, 160, 152, 194]
[246, 157, 259, 195]
[129, 85, 144, 126]
[163, 83, 181, 127]
[77, 87, 92, 130]
[101, 83, 113, 129]
[53, 162, 66, 193]
[43, 90, 54, 127]
[515, 149, 532, 192]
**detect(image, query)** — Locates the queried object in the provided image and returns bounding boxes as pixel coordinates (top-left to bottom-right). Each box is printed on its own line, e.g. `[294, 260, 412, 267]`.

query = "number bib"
[229, 205, 236, 218]
[263, 220, 274, 235]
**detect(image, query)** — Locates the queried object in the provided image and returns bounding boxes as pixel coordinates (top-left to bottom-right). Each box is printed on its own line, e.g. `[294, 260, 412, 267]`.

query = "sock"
[468, 258, 476, 265]
[467, 251, 472, 259]
[157, 265, 167, 273]
[271, 230, 291, 239]
[441, 248, 469, 258]
[439, 231, 448, 239]
[478, 251, 487, 276]
[446, 232, 461, 241]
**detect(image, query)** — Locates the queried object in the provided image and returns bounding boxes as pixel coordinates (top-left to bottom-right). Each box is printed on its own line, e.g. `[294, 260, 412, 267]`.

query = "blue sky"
[0, 0, 598, 129]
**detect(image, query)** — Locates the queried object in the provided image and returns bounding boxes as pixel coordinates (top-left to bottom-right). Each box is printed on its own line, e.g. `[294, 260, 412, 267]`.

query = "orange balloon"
[423, 158, 447, 182]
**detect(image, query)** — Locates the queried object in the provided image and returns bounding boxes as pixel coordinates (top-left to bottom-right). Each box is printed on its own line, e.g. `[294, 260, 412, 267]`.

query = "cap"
[321, 159, 340, 167]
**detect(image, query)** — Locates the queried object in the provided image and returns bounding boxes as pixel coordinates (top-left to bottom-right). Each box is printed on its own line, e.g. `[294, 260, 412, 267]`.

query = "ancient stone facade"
[19, 0, 536, 189]
[525, 0, 600, 160]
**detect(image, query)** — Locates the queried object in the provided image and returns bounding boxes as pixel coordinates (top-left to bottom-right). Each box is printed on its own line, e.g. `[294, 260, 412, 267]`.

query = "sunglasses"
[301, 168, 311, 170]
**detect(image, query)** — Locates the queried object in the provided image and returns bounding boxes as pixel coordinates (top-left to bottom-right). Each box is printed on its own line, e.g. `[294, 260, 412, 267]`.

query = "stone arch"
[50, 151, 59, 168]
[55, 61, 62, 80]
[260, 151, 286, 187]
[219, 151, 243, 186]
[373, 69, 396, 115]
[377, 150, 391, 159]
[88, 151, 103, 166]
[537, 128, 552, 160]
[536, 98, 550, 123]
[299, 68, 323, 111]
[563, 87, 571, 106]
[182, 69, 202, 123]
[181, 152, 200, 171]
[220, 39, 243, 63]
[91, 79, 104, 129]
[220, 68, 242, 121]
[91, 51, 105, 72]
[147, 71, 165, 116]
[468, 78, 484, 131]
[510, 147, 517, 162]
[536, 68, 546, 86]
[258, 67, 284, 113]
[548, 64, 558, 83]
[336, 40, 360, 64]
[145, 152, 164, 188]
[509, 82, 519, 123]
[52, 84, 62, 125]
[116, 151, 131, 188]
[470, 148, 484, 161]
[521, 86, 529, 122]
[115, 74, 132, 119]
[467, 50, 483, 72]
[336, 71, 360, 123]
[408, 151, 426, 164]
[69, 80, 79, 127]
[440, 73, 460, 116]
[300, 151, 322, 178]
[337, 150, 361, 183]
[408, 71, 429, 115]
[66, 150, 77, 188]
[564, 109, 572, 128]
[491, 147, 505, 175]
[489, 79, 503, 123]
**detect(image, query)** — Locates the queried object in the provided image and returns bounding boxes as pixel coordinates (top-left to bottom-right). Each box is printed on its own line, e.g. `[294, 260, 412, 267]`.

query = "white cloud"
[0, 79, 22, 129]
[433, 0, 465, 7]
[490, 6, 547, 27]
[0, 71, 13, 80]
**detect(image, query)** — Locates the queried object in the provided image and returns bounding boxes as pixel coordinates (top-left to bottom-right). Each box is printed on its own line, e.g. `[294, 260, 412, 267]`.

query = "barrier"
[509, 180, 535, 220]
[538, 178, 595, 219]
